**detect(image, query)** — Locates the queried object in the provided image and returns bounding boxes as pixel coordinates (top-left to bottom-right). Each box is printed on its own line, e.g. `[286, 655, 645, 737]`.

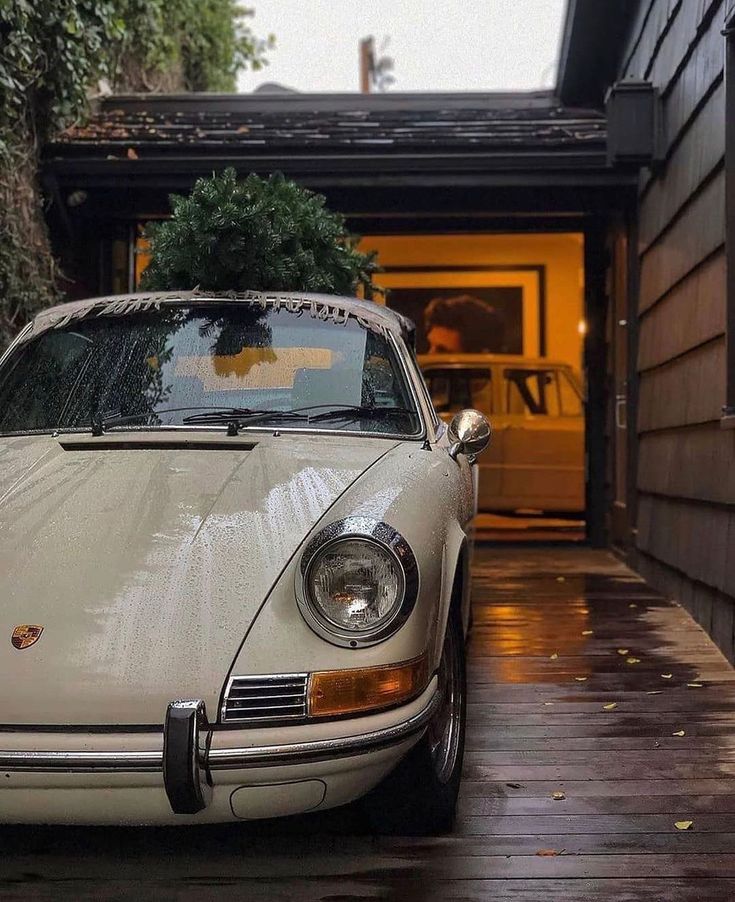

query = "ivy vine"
[0, 0, 273, 348]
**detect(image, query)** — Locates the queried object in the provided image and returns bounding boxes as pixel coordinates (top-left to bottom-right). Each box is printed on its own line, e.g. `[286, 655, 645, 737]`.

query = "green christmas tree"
[141, 168, 377, 296]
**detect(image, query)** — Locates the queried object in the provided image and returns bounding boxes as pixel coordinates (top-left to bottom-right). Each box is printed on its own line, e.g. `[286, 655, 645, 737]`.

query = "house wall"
[619, 0, 735, 659]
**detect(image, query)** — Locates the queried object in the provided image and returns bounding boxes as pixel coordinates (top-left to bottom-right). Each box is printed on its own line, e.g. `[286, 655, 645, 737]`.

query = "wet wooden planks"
[449, 547, 735, 899]
[2, 547, 735, 901]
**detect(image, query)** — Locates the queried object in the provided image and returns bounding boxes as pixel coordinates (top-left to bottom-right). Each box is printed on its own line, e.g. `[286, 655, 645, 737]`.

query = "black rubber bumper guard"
[163, 699, 211, 814]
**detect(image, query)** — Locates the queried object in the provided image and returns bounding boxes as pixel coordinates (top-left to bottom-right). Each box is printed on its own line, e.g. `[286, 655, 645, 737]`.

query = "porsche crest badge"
[11, 625, 44, 650]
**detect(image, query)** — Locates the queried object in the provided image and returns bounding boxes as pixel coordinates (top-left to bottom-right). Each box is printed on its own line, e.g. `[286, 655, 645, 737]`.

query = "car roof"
[27, 290, 415, 343]
[418, 353, 573, 368]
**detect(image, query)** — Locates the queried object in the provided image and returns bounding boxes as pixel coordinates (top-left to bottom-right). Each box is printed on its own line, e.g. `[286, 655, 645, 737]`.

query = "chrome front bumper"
[0, 690, 440, 814]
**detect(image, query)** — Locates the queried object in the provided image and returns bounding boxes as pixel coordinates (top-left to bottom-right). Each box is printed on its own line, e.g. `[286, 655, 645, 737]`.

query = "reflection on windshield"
[0, 304, 421, 437]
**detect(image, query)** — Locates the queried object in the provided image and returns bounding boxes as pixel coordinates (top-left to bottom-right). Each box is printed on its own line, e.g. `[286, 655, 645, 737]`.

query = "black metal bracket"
[163, 699, 211, 815]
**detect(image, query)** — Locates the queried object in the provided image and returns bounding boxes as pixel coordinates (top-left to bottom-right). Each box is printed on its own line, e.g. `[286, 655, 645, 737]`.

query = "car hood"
[0, 432, 395, 725]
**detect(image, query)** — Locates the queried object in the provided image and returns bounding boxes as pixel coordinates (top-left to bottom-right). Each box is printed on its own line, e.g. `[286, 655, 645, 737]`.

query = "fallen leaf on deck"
[550, 653, 559, 660]
[536, 849, 560, 856]
[672, 730, 685, 737]
[506, 782, 522, 789]
[617, 649, 629, 655]
[574, 676, 587, 682]
[675, 820, 693, 831]
[626, 657, 641, 664]
[603, 702, 617, 710]
[552, 791, 566, 800]
[661, 673, 673, 679]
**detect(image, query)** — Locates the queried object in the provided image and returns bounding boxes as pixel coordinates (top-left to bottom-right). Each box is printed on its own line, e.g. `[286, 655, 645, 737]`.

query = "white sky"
[237, 0, 567, 94]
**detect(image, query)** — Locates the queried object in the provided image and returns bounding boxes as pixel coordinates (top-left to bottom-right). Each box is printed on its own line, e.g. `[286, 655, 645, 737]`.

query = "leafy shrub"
[141, 169, 377, 296]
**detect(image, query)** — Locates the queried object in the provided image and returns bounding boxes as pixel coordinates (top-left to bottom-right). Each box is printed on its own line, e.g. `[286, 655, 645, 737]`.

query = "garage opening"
[361, 232, 589, 543]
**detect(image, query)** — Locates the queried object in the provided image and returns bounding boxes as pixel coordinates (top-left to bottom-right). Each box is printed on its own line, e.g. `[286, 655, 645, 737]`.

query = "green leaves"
[0, 0, 116, 142]
[141, 169, 378, 296]
[0, 1, 272, 349]
[100, 1, 273, 94]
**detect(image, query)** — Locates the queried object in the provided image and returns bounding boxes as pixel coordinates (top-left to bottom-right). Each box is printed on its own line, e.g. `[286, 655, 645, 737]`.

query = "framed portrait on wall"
[374, 266, 545, 357]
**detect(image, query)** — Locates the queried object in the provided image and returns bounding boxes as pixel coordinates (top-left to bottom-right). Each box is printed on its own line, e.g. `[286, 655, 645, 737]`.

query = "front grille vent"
[222, 673, 309, 724]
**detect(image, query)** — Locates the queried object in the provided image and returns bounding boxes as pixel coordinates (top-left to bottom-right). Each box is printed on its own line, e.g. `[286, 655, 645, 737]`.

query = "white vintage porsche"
[0, 291, 490, 833]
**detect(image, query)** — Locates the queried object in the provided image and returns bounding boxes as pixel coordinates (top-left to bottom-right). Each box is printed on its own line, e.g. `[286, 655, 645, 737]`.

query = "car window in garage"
[559, 370, 583, 417]
[504, 368, 560, 416]
[424, 368, 492, 415]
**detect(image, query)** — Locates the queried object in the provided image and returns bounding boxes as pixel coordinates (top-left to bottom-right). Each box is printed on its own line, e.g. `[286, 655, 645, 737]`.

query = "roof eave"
[44, 149, 627, 191]
[89, 90, 560, 115]
[556, 0, 641, 106]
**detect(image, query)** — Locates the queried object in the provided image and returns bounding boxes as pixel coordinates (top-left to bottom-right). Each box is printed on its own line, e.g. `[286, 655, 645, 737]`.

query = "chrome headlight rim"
[296, 517, 419, 648]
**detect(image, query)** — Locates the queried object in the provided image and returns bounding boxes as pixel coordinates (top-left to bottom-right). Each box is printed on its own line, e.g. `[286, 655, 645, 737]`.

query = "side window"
[409, 350, 440, 429]
[425, 368, 492, 415]
[559, 371, 583, 417]
[504, 368, 560, 416]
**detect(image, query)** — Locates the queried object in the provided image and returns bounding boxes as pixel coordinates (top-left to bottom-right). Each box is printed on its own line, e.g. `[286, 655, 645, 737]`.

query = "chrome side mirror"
[447, 409, 491, 462]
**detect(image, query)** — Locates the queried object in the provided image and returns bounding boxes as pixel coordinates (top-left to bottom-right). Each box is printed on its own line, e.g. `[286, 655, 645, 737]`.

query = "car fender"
[224, 441, 473, 685]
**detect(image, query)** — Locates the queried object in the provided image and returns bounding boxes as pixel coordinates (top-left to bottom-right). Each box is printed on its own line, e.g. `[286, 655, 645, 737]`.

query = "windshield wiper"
[181, 409, 308, 428]
[183, 404, 415, 427]
[306, 405, 416, 423]
[96, 406, 262, 433]
[93, 404, 416, 436]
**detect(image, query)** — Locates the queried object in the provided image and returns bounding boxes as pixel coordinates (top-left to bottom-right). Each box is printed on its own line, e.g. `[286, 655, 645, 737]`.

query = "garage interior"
[365, 231, 588, 543]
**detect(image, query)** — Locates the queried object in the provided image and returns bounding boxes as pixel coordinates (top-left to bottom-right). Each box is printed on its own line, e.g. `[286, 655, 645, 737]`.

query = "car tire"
[361, 607, 467, 836]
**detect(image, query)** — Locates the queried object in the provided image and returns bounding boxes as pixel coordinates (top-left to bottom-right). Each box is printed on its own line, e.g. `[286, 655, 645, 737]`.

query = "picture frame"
[374, 265, 546, 357]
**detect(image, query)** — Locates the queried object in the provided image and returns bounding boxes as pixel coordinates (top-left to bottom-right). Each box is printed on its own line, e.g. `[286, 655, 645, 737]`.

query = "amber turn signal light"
[308, 655, 429, 718]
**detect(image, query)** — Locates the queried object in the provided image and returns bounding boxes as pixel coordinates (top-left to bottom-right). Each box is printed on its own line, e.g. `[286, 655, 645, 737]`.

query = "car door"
[423, 366, 502, 509]
[497, 365, 584, 512]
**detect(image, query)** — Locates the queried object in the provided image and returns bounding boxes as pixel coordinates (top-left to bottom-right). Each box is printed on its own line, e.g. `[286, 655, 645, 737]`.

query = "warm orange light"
[308, 655, 429, 717]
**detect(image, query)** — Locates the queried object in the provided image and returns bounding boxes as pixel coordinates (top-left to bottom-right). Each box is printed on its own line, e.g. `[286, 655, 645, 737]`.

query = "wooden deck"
[2, 547, 735, 900]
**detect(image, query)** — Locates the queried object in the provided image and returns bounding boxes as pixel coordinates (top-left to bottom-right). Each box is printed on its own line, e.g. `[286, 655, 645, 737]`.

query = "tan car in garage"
[420, 355, 585, 514]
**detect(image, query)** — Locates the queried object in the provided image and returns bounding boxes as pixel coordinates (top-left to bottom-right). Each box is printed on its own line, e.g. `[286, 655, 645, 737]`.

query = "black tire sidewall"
[362, 607, 467, 835]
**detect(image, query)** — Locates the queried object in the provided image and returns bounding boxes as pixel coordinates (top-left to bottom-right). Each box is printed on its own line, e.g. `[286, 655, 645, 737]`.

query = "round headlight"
[297, 518, 419, 648]
[307, 538, 404, 634]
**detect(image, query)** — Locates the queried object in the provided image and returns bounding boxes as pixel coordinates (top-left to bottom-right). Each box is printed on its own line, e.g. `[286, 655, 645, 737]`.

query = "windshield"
[0, 303, 422, 437]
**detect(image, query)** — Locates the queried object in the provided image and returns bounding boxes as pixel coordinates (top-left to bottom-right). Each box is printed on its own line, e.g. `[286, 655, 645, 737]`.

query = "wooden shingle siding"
[658, 6, 725, 147]
[639, 170, 725, 311]
[645, 0, 723, 98]
[619, 0, 734, 658]
[638, 423, 735, 503]
[638, 336, 726, 430]
[622, 0, 682, 82]
[638, 251, 725, 369]
[637, 496, 732, 594]
[639, 82, 724, 250]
